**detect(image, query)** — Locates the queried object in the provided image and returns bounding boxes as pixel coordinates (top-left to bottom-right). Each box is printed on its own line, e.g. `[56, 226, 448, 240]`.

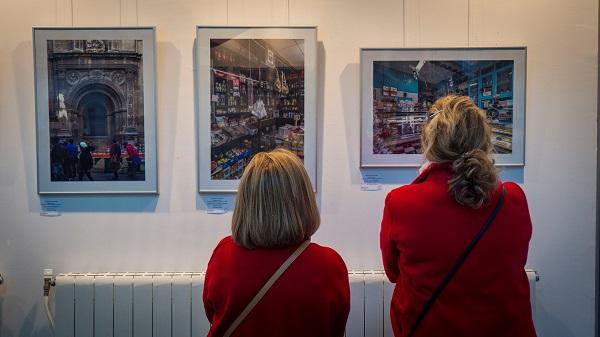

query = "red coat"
[380, 162, 537, 337]
[204, 236, 350, 337]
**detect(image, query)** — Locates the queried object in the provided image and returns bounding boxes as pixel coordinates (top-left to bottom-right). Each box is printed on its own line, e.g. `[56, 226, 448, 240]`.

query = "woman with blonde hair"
[204, 148, 350, 337]
[380, 95, 536, 337]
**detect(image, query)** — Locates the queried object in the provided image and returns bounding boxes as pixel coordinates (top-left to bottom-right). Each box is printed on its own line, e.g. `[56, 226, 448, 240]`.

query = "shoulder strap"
[407, 186, 507, 337]
[223, 240, 311, 337]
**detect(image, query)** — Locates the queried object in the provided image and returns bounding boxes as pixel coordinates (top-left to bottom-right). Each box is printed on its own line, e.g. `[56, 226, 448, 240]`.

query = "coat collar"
[412, 161, 453, 184]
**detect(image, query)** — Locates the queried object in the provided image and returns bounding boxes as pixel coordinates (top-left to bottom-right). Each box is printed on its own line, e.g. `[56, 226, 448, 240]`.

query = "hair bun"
[422, 95, 499, 208]
[450, 149, 498, 208]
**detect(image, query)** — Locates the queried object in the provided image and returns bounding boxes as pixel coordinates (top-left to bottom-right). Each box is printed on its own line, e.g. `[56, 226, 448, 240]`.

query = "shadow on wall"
[339, 62, 420, 186]
[154, 41, 182, 212]
[315, 41, 325, 206]
[191, 38, 237, 212]
[0, 289, 51, 337]
[38, 195, 158, 213]
[535, 298, 576, 337]
[12, 41, 37, 213]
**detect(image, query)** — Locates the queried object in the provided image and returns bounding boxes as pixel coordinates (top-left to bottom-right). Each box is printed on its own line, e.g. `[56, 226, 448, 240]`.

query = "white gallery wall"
[0, 0, 597, 336]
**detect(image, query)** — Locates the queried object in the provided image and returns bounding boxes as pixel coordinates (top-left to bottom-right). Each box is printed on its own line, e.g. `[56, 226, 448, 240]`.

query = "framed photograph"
[33, 27, 158, 194]
[361, 48, 526, 167]
[196, 26, 317, 192]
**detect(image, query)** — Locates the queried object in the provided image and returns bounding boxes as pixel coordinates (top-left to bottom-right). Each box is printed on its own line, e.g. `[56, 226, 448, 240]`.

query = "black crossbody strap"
[407, 185, 507, 337]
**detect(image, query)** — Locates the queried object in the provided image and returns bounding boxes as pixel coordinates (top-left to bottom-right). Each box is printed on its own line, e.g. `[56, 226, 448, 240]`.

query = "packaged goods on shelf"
[211, 145, 253, 178]
[278, 124, 304, 140]
[278, 125, 293, 138]
[223, 125, 249, 139]
[211, 130, 230, 147]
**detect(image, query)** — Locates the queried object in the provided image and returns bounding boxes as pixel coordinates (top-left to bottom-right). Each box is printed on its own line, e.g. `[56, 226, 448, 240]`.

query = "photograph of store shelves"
[197, 27, 317, 192]
[209, 38, 305, 180]
[372, 60, 515, 155]
[361, 48, 526, 167]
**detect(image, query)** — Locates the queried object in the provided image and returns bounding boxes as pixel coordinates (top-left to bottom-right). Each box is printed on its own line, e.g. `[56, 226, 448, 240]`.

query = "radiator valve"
[43, 269, 55, 296]
[43, 269, 56, 331]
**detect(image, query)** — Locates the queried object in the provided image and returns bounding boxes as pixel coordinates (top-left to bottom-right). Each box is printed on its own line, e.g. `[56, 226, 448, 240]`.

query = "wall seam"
[402, 0, 405, 48]
[467, 0, 470, 47]
[596, 0, 600, 335]
[136, 0, 139, 26]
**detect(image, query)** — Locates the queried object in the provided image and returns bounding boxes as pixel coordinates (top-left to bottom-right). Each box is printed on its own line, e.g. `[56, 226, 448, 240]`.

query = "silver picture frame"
[196, 26, 317, 193]
[33, 27, 158, 194]
[361, 47, 526, 167]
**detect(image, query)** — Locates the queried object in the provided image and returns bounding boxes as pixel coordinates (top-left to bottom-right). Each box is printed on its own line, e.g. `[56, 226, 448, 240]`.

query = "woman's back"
[381, 163, 536, 337]
[204, 236, 350, 337]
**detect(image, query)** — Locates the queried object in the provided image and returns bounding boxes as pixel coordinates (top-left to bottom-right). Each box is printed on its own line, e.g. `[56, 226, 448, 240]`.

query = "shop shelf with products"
[209, 38, 306, 179]
[472, 62, 515, 153]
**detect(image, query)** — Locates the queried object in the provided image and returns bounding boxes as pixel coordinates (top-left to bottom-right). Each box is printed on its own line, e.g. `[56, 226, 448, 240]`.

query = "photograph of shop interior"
[373, 60, 514, 155]
[210, 38, 305, 180]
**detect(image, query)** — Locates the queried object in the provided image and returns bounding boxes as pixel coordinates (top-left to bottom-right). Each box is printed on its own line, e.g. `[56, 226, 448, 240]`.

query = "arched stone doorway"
[68, 81, 126, 149]
[80, 92, 111, 137]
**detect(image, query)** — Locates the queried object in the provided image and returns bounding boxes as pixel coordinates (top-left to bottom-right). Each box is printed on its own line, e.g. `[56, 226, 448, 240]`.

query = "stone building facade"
[47, 39, 144, 152]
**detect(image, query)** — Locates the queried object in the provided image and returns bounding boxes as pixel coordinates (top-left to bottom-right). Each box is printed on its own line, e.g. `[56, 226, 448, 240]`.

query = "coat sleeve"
[380, 193, 400, 283]
[202, 246, 220, 323]
[332, 264, 351, 337]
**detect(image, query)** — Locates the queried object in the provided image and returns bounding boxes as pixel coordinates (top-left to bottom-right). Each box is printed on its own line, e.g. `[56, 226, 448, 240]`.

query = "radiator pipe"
[43, 269, 56, 332]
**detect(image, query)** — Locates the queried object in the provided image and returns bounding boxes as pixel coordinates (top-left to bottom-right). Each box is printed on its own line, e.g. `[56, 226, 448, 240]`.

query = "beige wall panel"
[404, 0, 469, 47]
[120, 0, 138, 26]
[227, 0, 289, 26]
[56, 0, 73, 25]
[73, 0, 121, 26]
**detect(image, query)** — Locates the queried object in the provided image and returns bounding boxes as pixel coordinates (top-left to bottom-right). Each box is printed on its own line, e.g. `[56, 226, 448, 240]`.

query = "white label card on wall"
[40, 199, 62, 216]
[205, 197, 232, 214]
[361, 184, 382, 191]
[361, 173, 383, 191]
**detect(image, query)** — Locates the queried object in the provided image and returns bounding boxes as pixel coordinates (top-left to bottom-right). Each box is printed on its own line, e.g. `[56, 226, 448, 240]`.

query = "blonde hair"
[232, 148, 319, 248]
[421, 95, 498, 209]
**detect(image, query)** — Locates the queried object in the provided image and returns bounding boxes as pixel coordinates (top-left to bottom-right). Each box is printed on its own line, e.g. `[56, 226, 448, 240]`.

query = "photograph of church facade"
[46, 39, 145, 181]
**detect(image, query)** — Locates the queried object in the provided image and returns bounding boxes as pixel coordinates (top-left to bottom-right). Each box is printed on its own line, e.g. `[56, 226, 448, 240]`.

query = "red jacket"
[380, 162, 537, 337]
[204, 236, 350, 337]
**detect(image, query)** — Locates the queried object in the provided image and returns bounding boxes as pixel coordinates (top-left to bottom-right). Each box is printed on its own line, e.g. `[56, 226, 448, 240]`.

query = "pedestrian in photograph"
[50, 138, 67, 181]
[78, 142, 93, 181]
[123, 142, 140, 179]
[124, 142, 141, 178]
[65, 138, 78, 180]
[109, 139, 121, 180]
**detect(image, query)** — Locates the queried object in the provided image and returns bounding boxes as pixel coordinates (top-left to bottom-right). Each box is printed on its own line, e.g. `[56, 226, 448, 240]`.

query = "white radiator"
[53, 269, 538, 337]
[55, 272, 208, 337]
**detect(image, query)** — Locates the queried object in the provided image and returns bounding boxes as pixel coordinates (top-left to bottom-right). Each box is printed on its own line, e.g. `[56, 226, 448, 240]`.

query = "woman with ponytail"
[380, 95, 536, 337]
